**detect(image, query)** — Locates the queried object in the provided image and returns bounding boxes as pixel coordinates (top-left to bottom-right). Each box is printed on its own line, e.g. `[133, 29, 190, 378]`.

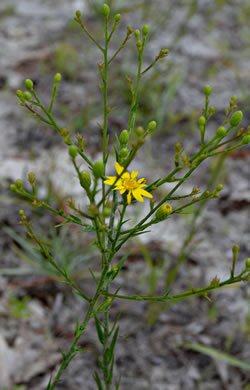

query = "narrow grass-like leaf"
[108, 327, 119, 364]
[107, 353, 115, 384]
[91, 347, 104, 370]
[74, 313, 80, 337]
[108, 313, 121, 337]
[95, 316, 105, 345]
[89, 267, 98, 285]
[54, 220, 70, 228]
[183, 343, 250, 371]
[115, 375, 122, 390]
[69, 214, 83, 223]
[94, 371, 104, 390]
[81, 224, 96, 233]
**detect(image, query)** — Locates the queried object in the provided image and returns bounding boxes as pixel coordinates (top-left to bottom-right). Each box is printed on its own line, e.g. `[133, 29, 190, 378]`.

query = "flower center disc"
[123, 178, 137, 191]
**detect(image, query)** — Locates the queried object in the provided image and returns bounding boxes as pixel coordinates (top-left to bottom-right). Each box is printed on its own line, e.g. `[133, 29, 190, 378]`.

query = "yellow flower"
[104, 162, 153, 204]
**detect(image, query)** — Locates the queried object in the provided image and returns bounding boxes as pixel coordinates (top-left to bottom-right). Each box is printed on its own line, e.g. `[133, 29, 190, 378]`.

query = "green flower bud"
[136, 126, 144, 137]
[102, 4, 110, 17]
[127, 26, 133, 35]
[136, 40, 142, 49]
[114, 13, 121, 23]
[24, 79, 33, 90]
[216, 126, 227, 137]
[76, 134, 84, 151]
[230, 111, 243, 127]
[54, 73, 62, 83]
[103, 207, 112, 217]
[19, 209, 25, 218]
[147, 121, 157, 133]
[23, 91, 32, 101]
[75, 10, 81, 19]
[120, 148, 128, 158]
[198, 116, 206, 127]
[159, 49, 169, 56]
[204, 84, 212, 96]
[245, 258, 250, 268]
[10, 184, 17, 192]
[119, 129, 129, 145]
[231, 95, 237, 104]
[232, 244, 239, 256]
[209, 106, 215, 116]
[16, 179, 23, 189]
[216, 184, 223, 192]
[142, 24, 149, 36]
[155, 204, 172, 221]
[80, 170, 91, 189]
[135, 29, 140, 40]
[242, 135, 250, 145]
[93, 161, 105, 178]
[28, 172, 35, 184]
[68, 144, 78, 159]
[16, 90, 23, 98]
[192, 187, 200, 195]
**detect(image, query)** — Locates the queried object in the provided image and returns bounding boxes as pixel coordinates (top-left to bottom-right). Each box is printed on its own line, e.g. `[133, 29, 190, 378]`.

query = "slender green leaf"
[183, 343, 250, 371]
[116, 376, 122, 390]
[91, 347, 104, 370]
[95, 316, 105, 345]
[89, 267, 98, 285]
[108, 327, 119, 364]
[129, 230, 151, 238]
[107, 353, 115, 384]
[54, 220, 70, 228]
[94, 371, 104, 390]
[116, 250, 131, 273]
[81, 224, 96, 233]
[69, 214, 83, 223]
[74, 313, 80, 337]
[108, 313, 121, 337]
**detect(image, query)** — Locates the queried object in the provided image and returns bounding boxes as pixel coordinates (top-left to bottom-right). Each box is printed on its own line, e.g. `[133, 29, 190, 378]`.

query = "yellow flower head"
[104, 162, 153, 205]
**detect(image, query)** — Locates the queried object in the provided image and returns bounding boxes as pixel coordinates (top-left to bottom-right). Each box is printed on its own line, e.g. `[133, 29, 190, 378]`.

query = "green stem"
[115, 163, 201, 253]
[102, 272, 248, 303]
[49, 263, 109, 389]
[108, 28, 133, 64]
[166, 154, 227, 288]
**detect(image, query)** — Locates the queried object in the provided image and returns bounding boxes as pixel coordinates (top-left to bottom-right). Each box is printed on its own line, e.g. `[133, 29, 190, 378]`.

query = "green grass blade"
[183, 343, 250, 371]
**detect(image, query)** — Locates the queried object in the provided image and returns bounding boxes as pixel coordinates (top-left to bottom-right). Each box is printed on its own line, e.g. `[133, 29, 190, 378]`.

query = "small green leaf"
[130, 230, 151, 237]
[69, 214, 82, 223]
[116, 376, 122, 390]
[89, 267, 98, 285]
[183, 343, 250, 371]
[108, 313, 121, 337]
[94, 371, 104, 390]
[107, 353, 115, 384]
[54, 220, 70, 228]
[95, 316, 105, 345]
[46, 376, 53, 390]
[108, 327, 119, 364]
[92, 348, 104, 370]
[81, 224, 96, 233]
[74, 313, 80, 337]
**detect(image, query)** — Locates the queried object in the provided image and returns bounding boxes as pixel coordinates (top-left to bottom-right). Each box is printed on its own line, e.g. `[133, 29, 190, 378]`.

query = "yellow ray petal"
[127, 191, 132, 204]
[139, 189, 153, 198]
[131, 170, 138, 179]
[115, 162, 125, 175]
[132, 189, 144, 202]
[122, 172, 130, 180]
[104, 176, 117, 185]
